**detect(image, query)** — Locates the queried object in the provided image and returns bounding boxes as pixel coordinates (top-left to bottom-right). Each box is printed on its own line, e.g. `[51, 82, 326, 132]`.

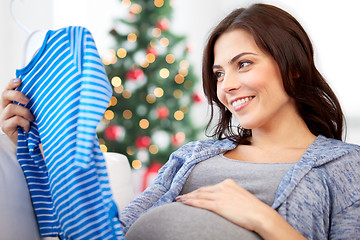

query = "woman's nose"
[221, 73, 241, 93]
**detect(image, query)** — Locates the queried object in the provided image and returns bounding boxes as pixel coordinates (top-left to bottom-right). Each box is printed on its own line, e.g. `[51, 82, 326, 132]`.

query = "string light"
[160, 37, 169, 47]
[127, 147, 135, 156]
[146, 94, 156, 104]
[180, 60, 189, 69]
[149, 145, 159, 154]
[141, 61, 149, 68]
[127, 33, 137, 42]
[132, 160, 142, 169]
[179, 68, 188, 76]
[174, 74, 184, 84]
[102, 49, 117, 65]
[149, 40, 157, 48]
[154, 0, 164, 8]
[154, 87, 164, 98]
[122, 90, 132, 99]
[111, 76, 122, 87]
[104, 110, 114, 120]
[122, 0, 131, 8]
[166, 54, 175, 64]
[123, 110, 133, 119]
[173, 89, 183, 99]
[174, 110, 184, 120]
[139, 119, 150, 129]
[159, 68, 170, 78]
[100, 144, 108, 152]
[130, 3, 142, 14]
[174, 132, 186, 142]
[110, 96, 117, 106]
[152, 28, 162, 38]
[117, 48, 127, 58]
[114, 85, 124, 94]
[146, 53, 156, 63]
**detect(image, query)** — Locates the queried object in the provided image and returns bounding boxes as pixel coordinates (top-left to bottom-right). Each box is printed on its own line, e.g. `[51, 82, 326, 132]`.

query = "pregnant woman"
[1, 3, 359, 240]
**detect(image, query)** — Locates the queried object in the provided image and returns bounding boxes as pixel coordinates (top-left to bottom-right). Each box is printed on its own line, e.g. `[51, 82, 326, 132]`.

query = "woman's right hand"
[0, 78, 34, 145]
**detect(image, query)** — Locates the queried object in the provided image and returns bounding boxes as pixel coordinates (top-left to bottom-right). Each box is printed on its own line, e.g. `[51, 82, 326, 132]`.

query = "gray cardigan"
[120, 135, 360, 239]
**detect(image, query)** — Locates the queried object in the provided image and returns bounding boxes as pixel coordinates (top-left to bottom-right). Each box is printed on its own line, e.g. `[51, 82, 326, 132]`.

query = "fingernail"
[13, 78, 20, 84]
[22, 96, 30, 103]
[176, 196, 186, 202]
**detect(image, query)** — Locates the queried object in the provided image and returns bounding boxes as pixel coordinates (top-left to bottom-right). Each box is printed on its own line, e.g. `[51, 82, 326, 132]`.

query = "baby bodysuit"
[16, 26, 124, 239]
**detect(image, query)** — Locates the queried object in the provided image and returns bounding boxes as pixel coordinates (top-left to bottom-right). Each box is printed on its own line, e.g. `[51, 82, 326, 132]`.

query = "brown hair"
[202, 3, 344, 144]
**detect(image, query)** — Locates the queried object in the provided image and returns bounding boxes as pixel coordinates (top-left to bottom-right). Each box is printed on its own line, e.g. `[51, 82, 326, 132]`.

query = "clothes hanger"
[10, 0, 32, 35]
[10, 0, 48, 68]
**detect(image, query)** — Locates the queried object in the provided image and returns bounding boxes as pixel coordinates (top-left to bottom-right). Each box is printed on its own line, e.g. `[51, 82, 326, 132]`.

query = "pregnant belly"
[125, 202, 262, 240]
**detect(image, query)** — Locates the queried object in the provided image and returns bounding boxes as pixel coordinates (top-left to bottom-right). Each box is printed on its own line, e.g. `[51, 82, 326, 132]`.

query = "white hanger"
[10, 0, 32, 35]
[10, 0, 48, 68]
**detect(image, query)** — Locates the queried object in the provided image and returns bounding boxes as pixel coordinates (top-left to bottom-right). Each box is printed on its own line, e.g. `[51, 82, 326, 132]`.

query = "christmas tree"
[97, 0, 204, 169]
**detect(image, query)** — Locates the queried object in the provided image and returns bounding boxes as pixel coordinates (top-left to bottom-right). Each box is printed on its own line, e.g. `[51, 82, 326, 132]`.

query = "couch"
[0, 133, 135, 240]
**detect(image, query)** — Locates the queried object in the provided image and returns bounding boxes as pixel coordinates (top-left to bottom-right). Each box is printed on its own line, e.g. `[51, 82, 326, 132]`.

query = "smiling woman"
[213, 29, 295, 135]
[1, 1, 360, 240]
[118, 3, 360, 240]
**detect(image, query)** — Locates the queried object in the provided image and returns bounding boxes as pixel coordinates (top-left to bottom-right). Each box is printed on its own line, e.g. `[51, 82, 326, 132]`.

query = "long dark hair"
[202, 3, 344, 144]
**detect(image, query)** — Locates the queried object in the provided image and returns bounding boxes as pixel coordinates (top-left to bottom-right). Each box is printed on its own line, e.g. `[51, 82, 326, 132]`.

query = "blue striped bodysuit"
[16, 26, 123, 240]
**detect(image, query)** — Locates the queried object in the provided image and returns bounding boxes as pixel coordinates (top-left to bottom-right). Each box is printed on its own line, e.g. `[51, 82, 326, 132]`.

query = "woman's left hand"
[176, 178, 269, 232]
[176, 178, 306, 240]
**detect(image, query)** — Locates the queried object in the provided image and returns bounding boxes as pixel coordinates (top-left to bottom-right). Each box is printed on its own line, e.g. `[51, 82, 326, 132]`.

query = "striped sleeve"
[68, 26, 113, 169]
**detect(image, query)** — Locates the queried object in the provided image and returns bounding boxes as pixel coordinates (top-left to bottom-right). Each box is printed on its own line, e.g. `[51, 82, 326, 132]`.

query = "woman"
[123, 3, 360, 239]
[1, 3, 359, 240]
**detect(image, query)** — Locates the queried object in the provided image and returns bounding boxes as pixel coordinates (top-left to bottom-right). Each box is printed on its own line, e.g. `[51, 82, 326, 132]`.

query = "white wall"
[0, 0, 53, 90]
[1, 0, 359, 143]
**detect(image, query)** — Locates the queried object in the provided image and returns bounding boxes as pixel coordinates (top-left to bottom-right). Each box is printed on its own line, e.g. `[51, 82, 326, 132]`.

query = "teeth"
[232, 96, 254, 107]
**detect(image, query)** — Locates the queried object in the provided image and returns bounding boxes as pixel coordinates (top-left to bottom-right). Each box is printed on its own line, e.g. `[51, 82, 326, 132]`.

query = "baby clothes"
[16, 26, 123, 239]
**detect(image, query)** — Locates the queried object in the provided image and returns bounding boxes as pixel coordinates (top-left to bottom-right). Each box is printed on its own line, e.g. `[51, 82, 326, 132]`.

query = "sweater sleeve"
[329, 199, 360, 239]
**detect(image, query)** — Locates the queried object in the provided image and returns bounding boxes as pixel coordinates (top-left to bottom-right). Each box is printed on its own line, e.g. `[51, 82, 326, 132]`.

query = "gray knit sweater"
[120, 135, 360, 239]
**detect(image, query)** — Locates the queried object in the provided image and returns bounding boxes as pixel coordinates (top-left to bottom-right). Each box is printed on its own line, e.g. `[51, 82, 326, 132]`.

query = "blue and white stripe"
[16, 26, 124, 239]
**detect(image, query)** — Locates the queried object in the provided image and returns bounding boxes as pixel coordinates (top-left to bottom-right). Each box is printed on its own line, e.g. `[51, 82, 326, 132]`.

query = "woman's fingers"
[177, 179, 239, 200]
[1, 79, 30, 109]
[1, 115, 32, 133]
[0, 78, 33, 144]
[2, 103, 34, 122]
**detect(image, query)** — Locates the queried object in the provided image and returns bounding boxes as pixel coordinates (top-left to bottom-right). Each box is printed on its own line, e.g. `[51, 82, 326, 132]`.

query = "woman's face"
[214, 29, 295, 131]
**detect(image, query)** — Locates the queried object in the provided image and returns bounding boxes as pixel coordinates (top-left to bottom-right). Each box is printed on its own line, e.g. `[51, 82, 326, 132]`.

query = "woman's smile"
[231, 96, 255, 111]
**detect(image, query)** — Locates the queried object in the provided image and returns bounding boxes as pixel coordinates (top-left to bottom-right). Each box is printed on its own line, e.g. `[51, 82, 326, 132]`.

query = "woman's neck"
[250, 107, 316, 151]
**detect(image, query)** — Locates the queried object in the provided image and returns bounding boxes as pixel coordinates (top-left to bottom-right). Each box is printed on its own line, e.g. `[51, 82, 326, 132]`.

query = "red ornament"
[135, 136, 151, 149]
[155, 19, 169, 31]
[141, 161, 163, 191]
[171, 132, 186, 146]
[192, 92, 204, 103]
[146, 47, 158, 57]
[104, 125, 123, 141]
[186, 44, 193, 52]
[126, 68, 144, 81]
[156, 106, 169, 119]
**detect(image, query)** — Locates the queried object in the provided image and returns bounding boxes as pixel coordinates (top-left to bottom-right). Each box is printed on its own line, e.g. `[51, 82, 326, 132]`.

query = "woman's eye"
[238, 61, 251, 69]
[214, 71, 224, 81]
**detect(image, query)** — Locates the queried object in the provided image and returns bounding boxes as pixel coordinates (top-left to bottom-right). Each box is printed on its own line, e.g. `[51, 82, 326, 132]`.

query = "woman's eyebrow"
[213, 52, 257, 70]
[229, 52, 256, 65]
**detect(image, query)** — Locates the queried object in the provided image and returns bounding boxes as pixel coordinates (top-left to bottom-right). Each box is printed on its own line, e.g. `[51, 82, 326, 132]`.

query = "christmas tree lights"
[97, 0, 204, 169]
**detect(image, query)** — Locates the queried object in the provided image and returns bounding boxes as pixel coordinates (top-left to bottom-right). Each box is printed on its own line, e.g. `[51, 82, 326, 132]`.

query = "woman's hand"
[176, 178, 306, 240]
[0, 78, 34, 145]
